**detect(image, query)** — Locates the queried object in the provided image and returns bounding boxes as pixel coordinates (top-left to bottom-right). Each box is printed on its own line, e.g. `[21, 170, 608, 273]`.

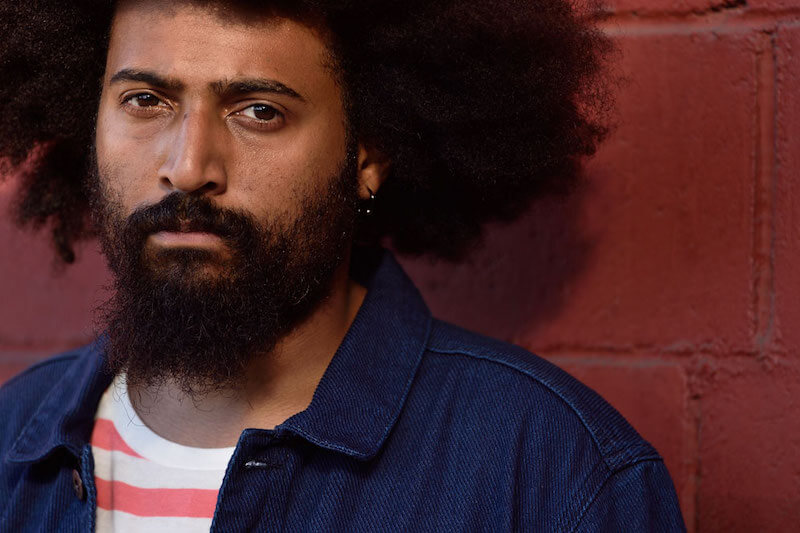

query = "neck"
[127, 255, 367, 448]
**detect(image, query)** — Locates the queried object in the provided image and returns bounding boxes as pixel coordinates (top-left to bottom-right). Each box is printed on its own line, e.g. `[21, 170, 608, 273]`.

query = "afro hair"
[0, 0, 615, 263]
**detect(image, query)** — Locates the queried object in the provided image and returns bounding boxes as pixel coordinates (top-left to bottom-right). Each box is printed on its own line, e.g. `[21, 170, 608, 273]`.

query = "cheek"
[229, 164, 305, 222]
[228, 130, 346, 220]
[95, 105, 163, 208]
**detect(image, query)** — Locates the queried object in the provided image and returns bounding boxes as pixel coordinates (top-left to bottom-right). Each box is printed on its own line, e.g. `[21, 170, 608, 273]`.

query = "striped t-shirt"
[90, 376, 235, 532]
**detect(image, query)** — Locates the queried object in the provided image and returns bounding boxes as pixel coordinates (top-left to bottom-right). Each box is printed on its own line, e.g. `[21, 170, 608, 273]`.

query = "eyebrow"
[109, 69, 184, 91]
[109, 68, 306, 102]
[211, 78, 305, 102]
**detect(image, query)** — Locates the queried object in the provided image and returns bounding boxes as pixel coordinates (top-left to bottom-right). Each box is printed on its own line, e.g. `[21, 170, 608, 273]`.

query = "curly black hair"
[0, 0, 613, 263]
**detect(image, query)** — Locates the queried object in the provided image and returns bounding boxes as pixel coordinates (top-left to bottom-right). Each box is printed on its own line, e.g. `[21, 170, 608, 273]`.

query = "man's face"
[91, 0, 359, 394]
[96, 0, 350, 255]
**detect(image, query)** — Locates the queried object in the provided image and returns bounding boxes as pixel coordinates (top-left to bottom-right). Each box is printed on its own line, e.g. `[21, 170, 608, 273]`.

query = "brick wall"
[1, 1, 798, 530]
[400, 2, 800, 530]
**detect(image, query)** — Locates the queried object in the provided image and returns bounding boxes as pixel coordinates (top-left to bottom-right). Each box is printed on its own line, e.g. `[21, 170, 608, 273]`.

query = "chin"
[144, 247, 238, 284]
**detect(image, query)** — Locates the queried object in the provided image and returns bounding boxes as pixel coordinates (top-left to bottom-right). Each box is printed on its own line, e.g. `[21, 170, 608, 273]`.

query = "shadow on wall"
[397, 172, 601, 347]
[0, 170, 111, 352]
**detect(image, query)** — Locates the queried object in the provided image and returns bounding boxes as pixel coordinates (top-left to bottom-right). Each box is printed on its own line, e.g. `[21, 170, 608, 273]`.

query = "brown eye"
[125, 93, 163, 107]
[240, 104, 281, 122]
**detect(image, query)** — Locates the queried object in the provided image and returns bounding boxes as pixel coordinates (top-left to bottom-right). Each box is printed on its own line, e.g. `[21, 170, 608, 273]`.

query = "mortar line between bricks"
[528, 343, 764, 358]
[544, 354, 683, 367]
[540, 351, 794, 369]
[601, 7, 800, 19]
[596, 10, 800, 35]
[597, 7, 800, 25]
[752, 31, 778, 354]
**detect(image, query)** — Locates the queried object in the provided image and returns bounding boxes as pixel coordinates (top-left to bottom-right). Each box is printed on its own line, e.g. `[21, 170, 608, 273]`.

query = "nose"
[158, 110, 227, 195]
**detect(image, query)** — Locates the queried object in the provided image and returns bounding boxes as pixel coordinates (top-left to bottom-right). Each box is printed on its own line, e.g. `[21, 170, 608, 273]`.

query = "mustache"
[123, 192, 258, 242]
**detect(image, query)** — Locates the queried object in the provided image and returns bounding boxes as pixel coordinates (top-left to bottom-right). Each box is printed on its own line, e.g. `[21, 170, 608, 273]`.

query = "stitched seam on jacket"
[566, 458, 666, 533]
[427, 346, 609, 463]
[556, 458, 611, 533]
[427, 346, 660, 471]
[3, 354, 81, 463]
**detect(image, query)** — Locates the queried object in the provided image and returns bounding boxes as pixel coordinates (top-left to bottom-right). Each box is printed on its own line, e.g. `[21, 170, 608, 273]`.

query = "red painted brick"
[401, 30, 760, 353]
[0, 177, 111, 350]
[696, 359, 800, 531]
[550, 358, 695, 528]
[399, 193, 592, 345]
[773, 24, 800, 354]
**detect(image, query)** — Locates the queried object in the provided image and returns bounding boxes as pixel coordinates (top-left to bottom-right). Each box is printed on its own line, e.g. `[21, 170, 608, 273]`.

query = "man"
[0, 0, 685, 531]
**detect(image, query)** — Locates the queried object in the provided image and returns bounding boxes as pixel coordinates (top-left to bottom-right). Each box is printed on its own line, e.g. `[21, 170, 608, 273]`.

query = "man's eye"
[123, 93, 164, 108]
[238, 104, 282, 122]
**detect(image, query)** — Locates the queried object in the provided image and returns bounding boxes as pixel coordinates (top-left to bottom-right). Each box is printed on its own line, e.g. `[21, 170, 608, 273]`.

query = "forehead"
[106, 0, 336, 99]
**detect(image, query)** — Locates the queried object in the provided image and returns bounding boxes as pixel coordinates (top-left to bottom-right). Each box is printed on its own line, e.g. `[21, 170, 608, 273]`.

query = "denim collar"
[8, 247, 431, 464]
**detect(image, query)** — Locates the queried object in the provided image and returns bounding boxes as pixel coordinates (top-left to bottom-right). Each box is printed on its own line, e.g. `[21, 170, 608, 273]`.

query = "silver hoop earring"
[358, 186, 376, 216]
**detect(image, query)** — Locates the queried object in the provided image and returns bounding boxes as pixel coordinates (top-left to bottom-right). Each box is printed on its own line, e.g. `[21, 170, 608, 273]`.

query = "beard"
[87, 149, 359, 397]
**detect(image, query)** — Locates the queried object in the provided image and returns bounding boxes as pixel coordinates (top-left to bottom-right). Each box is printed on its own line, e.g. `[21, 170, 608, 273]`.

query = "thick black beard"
[88, 152, 359, 397]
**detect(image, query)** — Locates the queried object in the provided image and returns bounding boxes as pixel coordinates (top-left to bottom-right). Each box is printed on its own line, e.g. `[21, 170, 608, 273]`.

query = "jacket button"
[71, 469, 85, 500]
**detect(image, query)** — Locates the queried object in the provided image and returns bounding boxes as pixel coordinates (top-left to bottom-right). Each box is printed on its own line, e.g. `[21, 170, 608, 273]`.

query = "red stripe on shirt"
[95, 478, 218, 518]
[90, 418, 145, 459]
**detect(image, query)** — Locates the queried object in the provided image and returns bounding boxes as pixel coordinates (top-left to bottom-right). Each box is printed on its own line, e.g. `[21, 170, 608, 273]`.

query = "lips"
[150, 229, 225, 247]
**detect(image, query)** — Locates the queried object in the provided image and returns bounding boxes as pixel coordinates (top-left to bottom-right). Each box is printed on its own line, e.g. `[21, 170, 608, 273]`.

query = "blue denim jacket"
[0, 248, 685, 532]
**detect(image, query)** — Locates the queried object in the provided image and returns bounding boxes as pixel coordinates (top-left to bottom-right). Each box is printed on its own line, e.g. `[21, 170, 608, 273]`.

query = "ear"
[356, 143, 391, 199]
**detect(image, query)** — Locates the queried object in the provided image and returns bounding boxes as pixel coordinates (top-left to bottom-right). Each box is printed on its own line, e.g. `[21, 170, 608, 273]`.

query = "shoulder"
[422, 319, 660, 471]
[404, 320, 686, 530]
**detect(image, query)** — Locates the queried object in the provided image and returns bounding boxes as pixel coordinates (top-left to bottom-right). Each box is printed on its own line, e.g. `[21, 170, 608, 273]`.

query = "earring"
[358, 186, 376, 216]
